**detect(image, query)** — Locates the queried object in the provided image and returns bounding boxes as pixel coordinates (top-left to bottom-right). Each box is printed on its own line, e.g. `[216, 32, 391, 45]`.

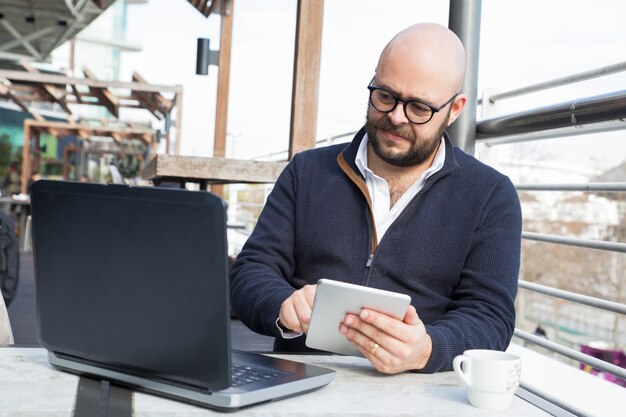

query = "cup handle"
[453, 355, 472, 386]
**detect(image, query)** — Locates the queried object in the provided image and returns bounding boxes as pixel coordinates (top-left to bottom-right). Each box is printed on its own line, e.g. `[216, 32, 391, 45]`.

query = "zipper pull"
[365, 254, 374, 268]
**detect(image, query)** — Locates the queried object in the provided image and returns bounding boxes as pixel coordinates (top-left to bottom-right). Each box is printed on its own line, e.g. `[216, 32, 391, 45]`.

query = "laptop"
[30, 180, 334, 411]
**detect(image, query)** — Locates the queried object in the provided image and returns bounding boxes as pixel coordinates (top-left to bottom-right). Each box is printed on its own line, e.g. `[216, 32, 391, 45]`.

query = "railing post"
[448, 0, 482, 155]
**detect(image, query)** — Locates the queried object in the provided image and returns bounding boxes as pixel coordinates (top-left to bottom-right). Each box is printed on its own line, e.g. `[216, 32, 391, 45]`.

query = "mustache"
[372, 117, 414, 141]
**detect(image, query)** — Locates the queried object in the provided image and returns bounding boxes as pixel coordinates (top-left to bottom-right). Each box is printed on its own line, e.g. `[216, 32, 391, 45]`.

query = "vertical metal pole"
[448, 0, 482, 155]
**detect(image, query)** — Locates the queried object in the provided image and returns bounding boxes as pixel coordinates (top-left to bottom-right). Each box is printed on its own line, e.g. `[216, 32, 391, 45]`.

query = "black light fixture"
[196, 38, 211, 75]
[196, 37, 219, 75]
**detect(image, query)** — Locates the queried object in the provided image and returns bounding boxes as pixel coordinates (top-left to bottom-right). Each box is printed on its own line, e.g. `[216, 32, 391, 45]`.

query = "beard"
[365, 106, 451, 167]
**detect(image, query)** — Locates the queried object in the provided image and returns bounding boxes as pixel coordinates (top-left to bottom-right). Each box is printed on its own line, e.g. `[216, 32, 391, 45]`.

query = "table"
[0, 347, 550, 416]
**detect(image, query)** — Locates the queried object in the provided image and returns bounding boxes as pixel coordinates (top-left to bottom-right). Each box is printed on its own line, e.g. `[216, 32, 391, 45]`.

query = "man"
[230, 23, 522, 373]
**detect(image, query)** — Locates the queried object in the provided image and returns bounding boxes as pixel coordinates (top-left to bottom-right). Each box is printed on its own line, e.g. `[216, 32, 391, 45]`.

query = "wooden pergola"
[0, 61, 183, 193]
[21, 118, 157, 193]
[145, 0, 324, 192]
[0, 61, 182, 146]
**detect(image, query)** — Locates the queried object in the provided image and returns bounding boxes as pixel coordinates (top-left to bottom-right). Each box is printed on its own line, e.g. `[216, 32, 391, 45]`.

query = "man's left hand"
[339, 305, 432, 374]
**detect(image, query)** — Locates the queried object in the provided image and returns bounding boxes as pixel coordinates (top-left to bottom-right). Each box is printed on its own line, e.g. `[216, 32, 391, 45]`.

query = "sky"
[117, 0, 626, 181]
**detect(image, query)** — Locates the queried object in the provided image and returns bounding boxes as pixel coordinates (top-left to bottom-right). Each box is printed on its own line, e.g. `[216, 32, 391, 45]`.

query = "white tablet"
[305, 278, 411, 356]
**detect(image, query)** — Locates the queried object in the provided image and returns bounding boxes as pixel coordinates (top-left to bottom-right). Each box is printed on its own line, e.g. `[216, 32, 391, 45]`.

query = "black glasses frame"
[367, 79, 458, 125]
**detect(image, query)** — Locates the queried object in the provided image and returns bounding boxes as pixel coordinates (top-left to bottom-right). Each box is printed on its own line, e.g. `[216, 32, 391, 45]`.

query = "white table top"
[0, 347, 550, 416]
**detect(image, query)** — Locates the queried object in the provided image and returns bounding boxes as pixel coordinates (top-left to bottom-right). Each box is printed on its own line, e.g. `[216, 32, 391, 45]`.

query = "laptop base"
[49, 350, 335, 411]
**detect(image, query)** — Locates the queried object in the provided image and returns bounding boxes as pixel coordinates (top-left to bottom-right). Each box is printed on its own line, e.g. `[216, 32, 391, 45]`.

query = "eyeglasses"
[367, 78, 458, 125]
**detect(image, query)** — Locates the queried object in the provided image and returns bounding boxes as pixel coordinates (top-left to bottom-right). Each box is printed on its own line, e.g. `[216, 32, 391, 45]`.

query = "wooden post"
[288, 0, 324, 160]
[165, 130, 171, 155]
[212, 0, 234, 197]
[174, 90, 183, 155]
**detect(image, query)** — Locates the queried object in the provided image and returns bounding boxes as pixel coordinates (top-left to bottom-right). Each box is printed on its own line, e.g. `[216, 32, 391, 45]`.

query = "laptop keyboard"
[231, 364, 290, 388]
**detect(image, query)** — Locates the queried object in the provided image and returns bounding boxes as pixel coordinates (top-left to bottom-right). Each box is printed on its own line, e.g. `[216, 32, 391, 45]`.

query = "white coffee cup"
[453, 349, 521, 411]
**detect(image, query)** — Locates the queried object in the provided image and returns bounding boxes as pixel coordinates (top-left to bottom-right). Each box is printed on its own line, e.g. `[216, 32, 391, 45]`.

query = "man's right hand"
[278, 284, 317, 333]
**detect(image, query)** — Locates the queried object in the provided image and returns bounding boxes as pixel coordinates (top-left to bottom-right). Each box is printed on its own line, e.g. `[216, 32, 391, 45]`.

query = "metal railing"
[519, 280, 626, 315]
[516, 182, 626, 192]
[478, 61, 626, 383]
[477, 89, 626, 138]
[478, 60, 626, 105]
[522, 231, 626, 253]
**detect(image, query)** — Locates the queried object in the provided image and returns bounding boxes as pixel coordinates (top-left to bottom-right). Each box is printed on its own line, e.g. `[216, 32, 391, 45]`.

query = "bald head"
[376, 23, 467, 99]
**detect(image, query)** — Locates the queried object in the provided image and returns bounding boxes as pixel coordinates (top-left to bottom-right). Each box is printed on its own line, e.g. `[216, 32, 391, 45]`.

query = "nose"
[387, 102, 409, 125]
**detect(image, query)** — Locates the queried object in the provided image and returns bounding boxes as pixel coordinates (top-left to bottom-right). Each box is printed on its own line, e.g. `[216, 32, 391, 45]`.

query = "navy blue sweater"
[230, 128, 522, 373]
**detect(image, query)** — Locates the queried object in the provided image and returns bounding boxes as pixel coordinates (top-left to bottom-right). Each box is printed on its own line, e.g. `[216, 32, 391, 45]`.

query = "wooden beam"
[288, 0, 324, 160]
[29, 112, 62, 137]
[132, 72, 174, 110]
[25, 120, 156, 143]
[31, 112, 45, 122]
[0, 69, 183, 94]
[130, 72, 174, 120]
[111, 132, 123, 143]
[142, 133, 154, 145]
[83, 66, 120, 118]
[20, 60, 73, 114]
[0, 81, 29, 112]
[206, 0, 224, 16]
[142, 154, 288, 184]
[71, 83, 83, 103]
[187, 0, 216, 17]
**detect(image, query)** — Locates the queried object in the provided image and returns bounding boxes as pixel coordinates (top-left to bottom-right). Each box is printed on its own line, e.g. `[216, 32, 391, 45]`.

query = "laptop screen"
[31, 181, 231, 391]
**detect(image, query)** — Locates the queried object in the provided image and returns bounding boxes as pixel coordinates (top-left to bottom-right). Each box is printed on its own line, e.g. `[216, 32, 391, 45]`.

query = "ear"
[447, 94, 467, 126]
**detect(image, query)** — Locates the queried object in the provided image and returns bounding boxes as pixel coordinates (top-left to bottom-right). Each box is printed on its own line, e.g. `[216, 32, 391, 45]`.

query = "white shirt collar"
[355, 133, 446, 180]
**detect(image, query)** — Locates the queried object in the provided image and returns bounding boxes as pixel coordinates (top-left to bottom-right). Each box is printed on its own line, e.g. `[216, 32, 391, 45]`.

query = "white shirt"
[355, 133, 446, 244]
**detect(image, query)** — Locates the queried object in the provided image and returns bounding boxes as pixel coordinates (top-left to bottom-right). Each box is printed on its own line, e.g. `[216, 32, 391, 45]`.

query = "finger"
[279, 300, 302, 332]
[291, 291, 313, 332]
[403, 305, 420, 325]
[340, 318, 396, 362]
[359, 308, 411, 343]
[302, 284, 317, 306]
[354, 344, 395, 374]
[345, 311, 402, 351]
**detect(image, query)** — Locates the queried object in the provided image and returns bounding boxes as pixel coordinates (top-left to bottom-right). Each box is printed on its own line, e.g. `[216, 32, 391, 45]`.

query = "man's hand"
[278, 284, 317, 333]
[339, 305, 432, 374]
